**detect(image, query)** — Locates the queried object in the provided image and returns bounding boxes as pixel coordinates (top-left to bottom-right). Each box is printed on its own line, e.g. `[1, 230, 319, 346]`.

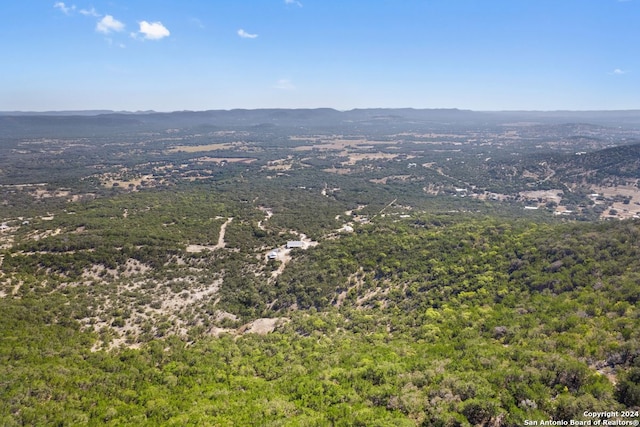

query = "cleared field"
[341, 152, 400, 165]
[193, 156, 256, 164]
[167, 142, 239, 152]
[519, 189, 564, 204]
[591, 183, 640, 219]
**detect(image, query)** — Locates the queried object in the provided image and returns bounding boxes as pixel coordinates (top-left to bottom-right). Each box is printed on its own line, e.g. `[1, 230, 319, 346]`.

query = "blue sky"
[1, 0, 638, 111]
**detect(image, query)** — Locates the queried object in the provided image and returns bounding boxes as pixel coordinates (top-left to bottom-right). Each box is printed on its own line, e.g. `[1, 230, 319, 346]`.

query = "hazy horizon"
[3, 108, 640, 115]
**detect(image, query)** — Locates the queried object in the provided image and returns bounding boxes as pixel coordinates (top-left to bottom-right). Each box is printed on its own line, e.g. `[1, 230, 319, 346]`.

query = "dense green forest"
[1, 207, 639, 425]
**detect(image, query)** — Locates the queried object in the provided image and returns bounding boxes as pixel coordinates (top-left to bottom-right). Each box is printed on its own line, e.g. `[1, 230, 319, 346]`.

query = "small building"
[286, 241, 303, 249]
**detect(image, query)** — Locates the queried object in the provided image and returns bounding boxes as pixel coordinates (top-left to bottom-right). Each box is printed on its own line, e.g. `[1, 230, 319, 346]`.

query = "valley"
[1, 109, 639, 425]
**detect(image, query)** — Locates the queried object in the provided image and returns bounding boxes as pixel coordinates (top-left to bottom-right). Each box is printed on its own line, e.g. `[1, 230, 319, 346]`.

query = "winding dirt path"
[257, 207, 273, 231]
[214, 217, 233, 249]
[268, 233, 317, 282]
[186, 217, 233, 252]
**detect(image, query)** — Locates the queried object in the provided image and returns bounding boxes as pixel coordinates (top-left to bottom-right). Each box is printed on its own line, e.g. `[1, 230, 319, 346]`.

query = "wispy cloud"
[274, 79, 295, 90]
[285, 0, 303, 7]
[96, 15, 125, 34]
[610, 68, 628, 75]
[190, 17, 205, 29]
[54, 2, 75, 15]
[138, 21, 171, 40]
[79, 7, 100, 17]
[105, 38, 127, 49]
[237, 29, 258, 39]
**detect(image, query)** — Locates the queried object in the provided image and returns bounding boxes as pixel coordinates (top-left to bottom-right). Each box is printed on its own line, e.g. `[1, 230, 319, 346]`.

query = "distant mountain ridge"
[3, 107, 640, 115]
[1, 108, 640, 137]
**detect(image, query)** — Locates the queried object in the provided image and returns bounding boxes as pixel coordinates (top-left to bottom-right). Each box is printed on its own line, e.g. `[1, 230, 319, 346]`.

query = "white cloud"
[138, 21, 171, 40]
[96, 15, 125, 34]
[611, 68, 628, 75]
[54, 2, 75, 15]
[285, 0, 303, 6]
[237, 29, 258, 39]
[274, 79, 295, 90]
[80, 7, 100, 17]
